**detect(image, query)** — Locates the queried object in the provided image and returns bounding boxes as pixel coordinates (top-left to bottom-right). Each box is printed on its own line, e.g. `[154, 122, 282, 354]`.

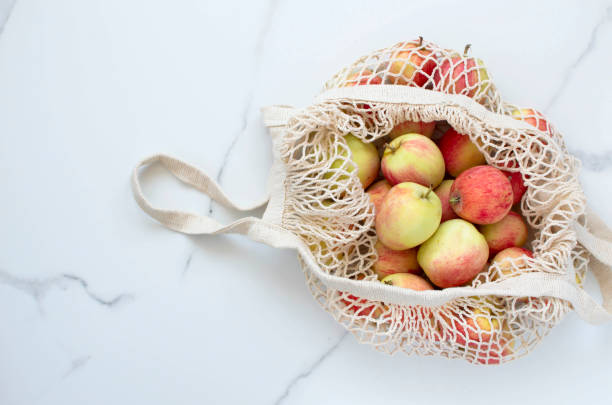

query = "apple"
[438, 128, 487, 177]
[309, 240, 344, 268]
[511, 108, 550, 133]
[433, 45, 490, 101]
[366, 179, 391, 213]
[502, 170, 527, 206]
[479, 211, 528, 256]
[381, 134, 445, 188]
[388, 38, 437, 87]
[449, 165, 513, 225]
[389, 120, 436, 139]
[434, 179, 459, 222]
[381, 273, 434, 291]
[373, 240, 419, 280]
[445, 306, 501, 347]
[417, 219, 489, 288]
[340, 274, 384, 318]
[343, 69, 383, 87]
[474, 340, 514, 365]
[376, 182, 442, 250]
[490, 247, 533, 280]
[327, 133, 380, 189]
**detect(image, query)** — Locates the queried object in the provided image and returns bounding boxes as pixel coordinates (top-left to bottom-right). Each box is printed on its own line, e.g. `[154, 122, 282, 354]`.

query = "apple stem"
[463, 44, 471, 56]
[424, 185, 433, 198]
[418, 36, 423, 46]
[383, 280, 393, 286]
[386, 142, 399, 154]
[449, 196, 460, 204]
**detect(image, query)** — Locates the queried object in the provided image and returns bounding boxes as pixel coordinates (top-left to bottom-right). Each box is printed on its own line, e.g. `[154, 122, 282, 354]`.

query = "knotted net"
[277, 39, 588, 364]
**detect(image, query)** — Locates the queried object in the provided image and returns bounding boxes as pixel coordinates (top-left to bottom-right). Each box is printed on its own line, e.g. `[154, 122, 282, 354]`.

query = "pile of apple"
[339, 123, 542, 364]
[332, 39, 550, 295]
[344, 122, 536, 295]
[338, 123, 540, 362]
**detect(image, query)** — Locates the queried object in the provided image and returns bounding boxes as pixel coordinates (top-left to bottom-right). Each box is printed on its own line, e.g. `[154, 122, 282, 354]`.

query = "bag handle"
[131, 154, 285, 243]
[574, 206, 612, 316]
[131, 106, 299, 244]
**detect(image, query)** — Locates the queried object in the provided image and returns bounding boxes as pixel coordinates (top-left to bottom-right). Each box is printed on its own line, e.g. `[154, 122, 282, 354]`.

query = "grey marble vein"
[0, 269, 133, 312]
[182, 250, 195, 277]
[208, 0, 279, 215]
[0, 0, 18, 35]
[545, 5, 612, 112]
[273, 332, 348, 405]
[61, 274, 133, 307]
[62, 355, 92, 379]
[570, 149, 612, 171]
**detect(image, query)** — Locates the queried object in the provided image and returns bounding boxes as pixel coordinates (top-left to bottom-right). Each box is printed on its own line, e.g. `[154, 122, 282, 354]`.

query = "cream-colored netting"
[278, 39, 589, 364]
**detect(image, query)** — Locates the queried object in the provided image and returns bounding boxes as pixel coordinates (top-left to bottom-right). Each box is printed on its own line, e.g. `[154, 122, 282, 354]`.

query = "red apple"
[474, 340, 514, 365]
[491, 247, 534, 280]
[444, 306, 501, 347]
[366, 179, 391, 214]
[389, 120, 436, 139]
[343, 69, 383, 87]
[478, 212, 528, 256]
[434, 179, 459, 222]
[449, 166, 513, 225]
[433, 46, 490, 101]
[373, 240, 419, 280]
[438, 128, 487, 177]
[339, 274, 383, 318]
[342, 69, 383, 117]
[502, 170, 527, 206]
[511, 108, 550, 133]
[388, 38, 437, 87]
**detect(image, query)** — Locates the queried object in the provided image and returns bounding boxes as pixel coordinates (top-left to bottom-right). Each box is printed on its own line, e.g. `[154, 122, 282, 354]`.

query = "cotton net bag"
[132, 38, 612, 365]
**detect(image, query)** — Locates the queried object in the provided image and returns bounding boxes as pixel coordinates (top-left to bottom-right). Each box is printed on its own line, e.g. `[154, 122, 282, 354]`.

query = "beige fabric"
[133, 39, 612, 364]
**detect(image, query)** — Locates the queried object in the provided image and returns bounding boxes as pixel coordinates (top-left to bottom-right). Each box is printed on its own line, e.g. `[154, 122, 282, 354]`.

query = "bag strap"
[131, 154, 294, 248]
[574, 206, 612, 317]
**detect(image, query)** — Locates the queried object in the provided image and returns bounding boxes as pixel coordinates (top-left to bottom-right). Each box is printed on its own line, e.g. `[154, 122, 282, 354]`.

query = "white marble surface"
[1, 0, 612, 404]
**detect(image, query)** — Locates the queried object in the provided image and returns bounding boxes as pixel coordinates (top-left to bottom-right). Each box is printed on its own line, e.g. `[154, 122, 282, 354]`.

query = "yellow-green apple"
[366, 179, 391, 213]
[438, 128, 486, 177]
[388, 38, 437, 87]
[381, 134, 445, 188]
[389, 120, 436, 139]
[327, 134, 379, 188]
[490, 247, 533, 280]
[449, 165, 513, 225]
[502, 170, 527, 206]
[376, 182, 442, 250]
[373, 240, 419, 280]
[417, 219, 489, 288]
[511, 108, 550, 133]
[343, 69, 383, 87]
[434, 179, 459, 222]
[478, 211, 528, 256]
[381, 273, 434, 290]
[309, 240, 344, 268]
[433, 46, 490, 101]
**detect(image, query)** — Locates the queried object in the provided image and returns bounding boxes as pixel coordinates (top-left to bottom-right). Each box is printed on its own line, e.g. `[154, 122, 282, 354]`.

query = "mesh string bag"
[132, 39, 612, 365]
